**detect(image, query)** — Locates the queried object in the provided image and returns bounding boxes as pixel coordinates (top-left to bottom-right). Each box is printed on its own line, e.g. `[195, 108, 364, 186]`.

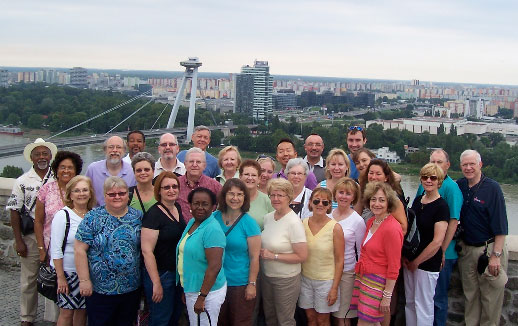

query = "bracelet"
[274, 254, 279, 260]
[199, 292, 207, 298]
[248, 281, 257, 286]
[38, 246, 44, 250]
[79, 279, 90, 282]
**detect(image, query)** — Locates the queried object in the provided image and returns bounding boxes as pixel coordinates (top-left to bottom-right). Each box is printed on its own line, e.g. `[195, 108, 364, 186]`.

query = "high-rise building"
[0, 69, 8, 87]
[70, 67, 88, 88]
[234, 60, 273, 121]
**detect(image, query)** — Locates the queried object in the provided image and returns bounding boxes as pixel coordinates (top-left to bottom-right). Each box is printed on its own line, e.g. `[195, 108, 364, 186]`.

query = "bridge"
[0, 125, 255, 158]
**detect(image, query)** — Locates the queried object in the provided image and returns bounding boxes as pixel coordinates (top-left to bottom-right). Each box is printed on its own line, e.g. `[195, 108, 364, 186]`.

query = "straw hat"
[23, 138, 58, 163]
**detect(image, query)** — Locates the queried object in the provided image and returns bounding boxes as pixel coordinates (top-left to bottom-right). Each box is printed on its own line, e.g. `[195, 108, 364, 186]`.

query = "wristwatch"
[274, 254, 279, 260]
[492, 251, 502, 258]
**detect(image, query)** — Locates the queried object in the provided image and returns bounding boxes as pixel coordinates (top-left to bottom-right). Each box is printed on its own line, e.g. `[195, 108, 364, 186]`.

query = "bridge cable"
[104, 98, 154, 135]
[149, 103, 169, 130]
[47, 90, 151, 140]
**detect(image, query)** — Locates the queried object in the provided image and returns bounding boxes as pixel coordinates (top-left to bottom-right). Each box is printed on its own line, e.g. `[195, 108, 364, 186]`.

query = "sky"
[2, 0, 518, 85]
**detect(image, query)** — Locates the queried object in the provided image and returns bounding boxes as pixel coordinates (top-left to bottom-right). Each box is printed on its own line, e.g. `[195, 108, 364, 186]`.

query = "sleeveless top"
[302, 217, 337, 280]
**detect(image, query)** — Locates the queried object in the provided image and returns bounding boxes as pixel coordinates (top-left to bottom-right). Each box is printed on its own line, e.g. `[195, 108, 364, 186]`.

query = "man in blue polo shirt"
[415, 149, 463, 326]
[457, 149, 508, 326]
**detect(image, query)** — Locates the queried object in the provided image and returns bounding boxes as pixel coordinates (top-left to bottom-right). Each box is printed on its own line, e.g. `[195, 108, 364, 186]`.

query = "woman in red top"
[351, 182, 403, 326]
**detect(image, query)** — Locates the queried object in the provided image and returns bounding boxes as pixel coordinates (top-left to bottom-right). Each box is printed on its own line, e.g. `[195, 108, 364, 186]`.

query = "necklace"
[373, 215, 387, 225]
[73, 207, 87, 217]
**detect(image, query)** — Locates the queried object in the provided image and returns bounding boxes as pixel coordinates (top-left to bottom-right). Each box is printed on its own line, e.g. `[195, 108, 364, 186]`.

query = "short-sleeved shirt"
[75, 206, 143, 295]
[177, 174, 222, 223]
[261, 210, 307, 278]
[6, 167, 54, 218]
[303, 156, 326, 183]
[38, 181, 65, 249]
[213, 211, 261, 286]
[154, 158, 186, 178]
[177, 150, 219, 179]
[175, 216, 226, 293]
[408, 195, 449, 272]
[248, 191, 274, 230]
[416, 175, 463, 259]
[457, 176, 508, 244]
[142, 202, 186, 272]
[85, 159, 136, 206]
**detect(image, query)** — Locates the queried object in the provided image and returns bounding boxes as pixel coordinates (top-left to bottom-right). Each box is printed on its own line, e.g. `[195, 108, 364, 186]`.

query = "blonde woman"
[216, 146, 242, 185]
[319, 148, 350, 209]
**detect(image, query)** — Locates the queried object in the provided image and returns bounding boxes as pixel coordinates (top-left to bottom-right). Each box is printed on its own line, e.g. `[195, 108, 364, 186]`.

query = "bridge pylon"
[166, 57, 202, 142]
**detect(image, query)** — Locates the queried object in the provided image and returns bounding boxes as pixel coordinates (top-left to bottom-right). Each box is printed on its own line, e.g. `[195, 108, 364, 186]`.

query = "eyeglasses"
[312, 199, 330, 206]
[288, 172, 306, 177]
[349, 126, 364, 131]
[159, 142, 177, 147]
[420, 175, 438, 182]
[256, 154, 275, 162]
[227, 192, 245, 198]
[161, 185, 179, 190]
[135, 168, 152, 173]
[72, 188, 89, 194]
[105, 191, 128, 198]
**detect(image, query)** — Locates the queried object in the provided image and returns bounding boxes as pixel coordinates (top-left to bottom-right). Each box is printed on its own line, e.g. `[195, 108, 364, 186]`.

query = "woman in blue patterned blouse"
[75, 176, 143, 326]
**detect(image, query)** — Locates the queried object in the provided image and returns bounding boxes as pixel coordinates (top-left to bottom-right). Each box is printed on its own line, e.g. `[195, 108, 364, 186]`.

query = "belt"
[464, 238, 495, 247]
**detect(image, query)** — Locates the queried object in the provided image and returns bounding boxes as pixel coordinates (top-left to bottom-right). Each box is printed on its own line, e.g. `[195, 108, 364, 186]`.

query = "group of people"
[6, 125, 508, 326]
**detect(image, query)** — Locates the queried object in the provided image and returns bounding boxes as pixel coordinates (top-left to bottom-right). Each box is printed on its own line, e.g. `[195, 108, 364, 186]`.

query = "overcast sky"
[2, 0, 518, 85]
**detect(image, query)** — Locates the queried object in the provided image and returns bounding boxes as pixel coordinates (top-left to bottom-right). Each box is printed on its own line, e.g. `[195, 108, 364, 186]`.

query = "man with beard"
[154, 133, 185, 178]
[6, 138, 57, 326]
[86, 136, 136, 205]
[123, 130, 146, 164]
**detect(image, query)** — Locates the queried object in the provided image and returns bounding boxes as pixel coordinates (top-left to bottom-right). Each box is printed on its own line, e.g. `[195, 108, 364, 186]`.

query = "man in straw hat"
[6, 138, 57, 326]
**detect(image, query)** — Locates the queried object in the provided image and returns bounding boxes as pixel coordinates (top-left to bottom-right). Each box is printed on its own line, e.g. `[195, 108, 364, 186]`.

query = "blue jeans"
[433, 258, 457, 326]
[142, 268, 183, 326]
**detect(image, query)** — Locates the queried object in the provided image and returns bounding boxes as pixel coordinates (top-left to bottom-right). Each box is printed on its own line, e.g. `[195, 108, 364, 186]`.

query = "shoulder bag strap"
[225, 213, 245, 237]
[158, 202, 181, 224]
[197, 310, 212, 326]
[134, 188, 146, 214]
[61, 209, 71, 254]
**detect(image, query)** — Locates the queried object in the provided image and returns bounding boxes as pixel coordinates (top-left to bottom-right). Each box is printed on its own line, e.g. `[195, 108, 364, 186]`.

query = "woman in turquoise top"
[214, 178, 261, 326]
[130, 152, 157, 213]
[176, 187, 226, 326]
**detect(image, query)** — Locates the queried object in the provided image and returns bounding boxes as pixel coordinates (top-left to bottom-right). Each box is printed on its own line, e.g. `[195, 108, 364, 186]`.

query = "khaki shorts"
[332, 269, 357, 318]
[298, 276, 340, 314]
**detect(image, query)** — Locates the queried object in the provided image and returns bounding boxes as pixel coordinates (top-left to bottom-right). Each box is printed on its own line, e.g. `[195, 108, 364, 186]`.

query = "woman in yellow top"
[299, 187, 345, 325]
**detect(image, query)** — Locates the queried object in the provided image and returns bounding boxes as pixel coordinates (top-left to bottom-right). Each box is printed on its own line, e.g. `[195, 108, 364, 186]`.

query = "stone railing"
[0, 177, 517, 325]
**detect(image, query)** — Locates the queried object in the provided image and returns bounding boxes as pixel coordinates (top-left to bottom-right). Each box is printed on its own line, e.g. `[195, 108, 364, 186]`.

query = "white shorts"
[298, 275, 340, 313]
[185, 284, 227, 326]
[332, 269, 357, 318]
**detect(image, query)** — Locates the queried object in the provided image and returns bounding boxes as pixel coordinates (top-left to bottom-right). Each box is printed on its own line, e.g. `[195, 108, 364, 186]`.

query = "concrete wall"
[0, 177, 517, 324]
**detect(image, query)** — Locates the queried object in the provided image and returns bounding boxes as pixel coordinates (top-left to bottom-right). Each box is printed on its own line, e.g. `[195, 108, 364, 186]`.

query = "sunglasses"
[420, 175, 438, 182]
[256, 154, 276, 162]
[312, 199, 330, 206]
[106, 191, 128, 198]
[161, 185, 179, 190]
[135, 168, 152, 173]
[348, 126, 364, 131]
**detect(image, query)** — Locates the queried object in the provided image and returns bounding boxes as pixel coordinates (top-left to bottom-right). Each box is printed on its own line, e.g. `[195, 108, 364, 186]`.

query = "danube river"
[1, 134, 517, 234]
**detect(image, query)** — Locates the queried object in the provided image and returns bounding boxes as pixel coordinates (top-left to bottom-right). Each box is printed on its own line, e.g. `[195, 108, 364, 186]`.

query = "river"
[1, 134, 517, 234]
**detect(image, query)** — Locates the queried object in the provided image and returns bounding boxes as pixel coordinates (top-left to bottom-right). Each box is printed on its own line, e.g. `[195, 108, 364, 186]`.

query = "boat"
[0, 126, 24, 136]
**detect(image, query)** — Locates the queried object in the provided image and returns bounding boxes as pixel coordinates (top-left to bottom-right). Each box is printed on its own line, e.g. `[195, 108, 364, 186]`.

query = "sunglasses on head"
[256, 154, 275, 162]
[312, 199, 330, 206]
[349, 126, 364, 131]
[420, 175, 438, 182]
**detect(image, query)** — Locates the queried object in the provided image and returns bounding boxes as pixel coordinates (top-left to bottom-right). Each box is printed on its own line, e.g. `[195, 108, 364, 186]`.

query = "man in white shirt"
[303, 133, 325, 183]
[122, 130, 146, 165]
[154, 133, 186, 178]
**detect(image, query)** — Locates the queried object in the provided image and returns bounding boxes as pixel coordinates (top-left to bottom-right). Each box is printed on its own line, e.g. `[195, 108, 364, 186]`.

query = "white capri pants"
[185, 284, 227, 326]
[403, 268, 439, 326]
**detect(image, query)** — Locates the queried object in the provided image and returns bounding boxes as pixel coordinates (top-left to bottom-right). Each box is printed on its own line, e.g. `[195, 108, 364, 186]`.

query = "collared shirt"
[176, 215, 226, 292]
[303, 156, 326, 183]
[457, 176, 508, 245]
[276, 169, 318, 190]
[6, 167, 54, 218]
[122, 153, 132, 165]
[154, 158, 186, 178]
[75, 206, 143, 295]
[85, 159, 136, 206]
[416, 175, 463, 259]
[177, 174, 222, 223]
[215, 171, 239, 186]
[177, 149, 219, 179]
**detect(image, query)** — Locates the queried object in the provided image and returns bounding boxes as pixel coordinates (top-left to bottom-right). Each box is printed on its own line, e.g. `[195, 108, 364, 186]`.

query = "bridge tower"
[166, 57, 202, 141]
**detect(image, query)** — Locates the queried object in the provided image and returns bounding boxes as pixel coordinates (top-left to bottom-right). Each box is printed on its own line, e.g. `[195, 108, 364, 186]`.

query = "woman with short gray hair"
[286, 158, 312, 219]
[130, 152, 157, 213]
[75, 176, 143, 325]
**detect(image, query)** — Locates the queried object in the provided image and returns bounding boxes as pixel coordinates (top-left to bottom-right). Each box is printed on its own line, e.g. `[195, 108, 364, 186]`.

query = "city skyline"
[2, 1, 518, 85]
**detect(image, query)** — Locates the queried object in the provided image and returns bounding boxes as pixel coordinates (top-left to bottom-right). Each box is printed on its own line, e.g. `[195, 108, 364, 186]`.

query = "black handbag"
[197, 310, 212, 326]
[37, 210, 70, 302]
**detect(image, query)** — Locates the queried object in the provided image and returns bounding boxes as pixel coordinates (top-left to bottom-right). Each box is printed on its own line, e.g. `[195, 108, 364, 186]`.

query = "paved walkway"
[0, 264, 54, 326]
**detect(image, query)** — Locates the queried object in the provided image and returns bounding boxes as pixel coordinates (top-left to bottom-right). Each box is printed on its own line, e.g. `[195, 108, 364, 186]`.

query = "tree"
[210, 129, 224, 147]
[6, 113, 20, 125]
[0, 165, 24, 178]
[27, 114, 43, 129]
